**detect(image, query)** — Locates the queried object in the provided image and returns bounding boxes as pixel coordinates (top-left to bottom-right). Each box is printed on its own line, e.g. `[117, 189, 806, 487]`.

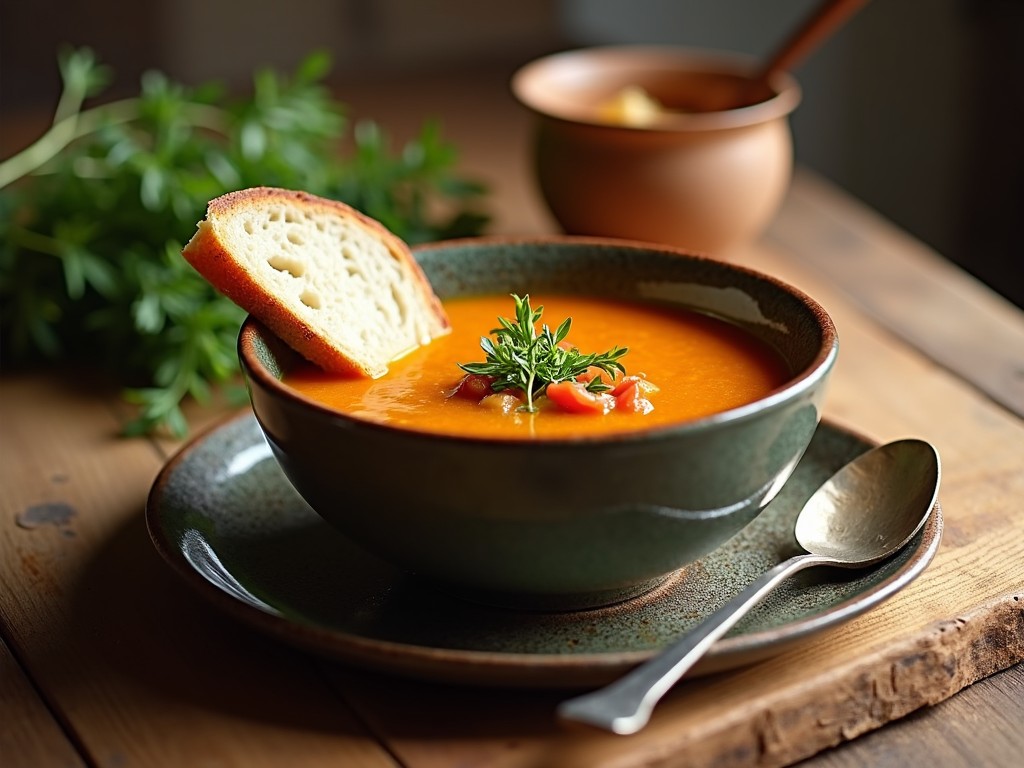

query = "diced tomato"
[615, 381, 655, 414]
[545, 381, 616, 414]
[449, 373, 496, 401]
[610, 374, 659, 397]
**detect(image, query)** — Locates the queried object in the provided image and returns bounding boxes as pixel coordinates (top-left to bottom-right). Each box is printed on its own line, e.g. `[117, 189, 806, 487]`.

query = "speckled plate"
[147, 412, 942, 688]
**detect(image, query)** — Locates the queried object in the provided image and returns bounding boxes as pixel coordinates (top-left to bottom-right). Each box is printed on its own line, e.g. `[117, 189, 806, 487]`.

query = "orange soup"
[285, 294, 791, 439]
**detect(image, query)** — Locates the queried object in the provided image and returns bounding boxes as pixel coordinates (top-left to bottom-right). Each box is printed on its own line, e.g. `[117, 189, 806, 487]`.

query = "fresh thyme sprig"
[458, 294, 627, 412]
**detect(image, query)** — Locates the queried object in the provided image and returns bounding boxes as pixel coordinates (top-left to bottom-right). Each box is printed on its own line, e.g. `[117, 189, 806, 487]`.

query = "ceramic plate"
[147, 413, 942, 688]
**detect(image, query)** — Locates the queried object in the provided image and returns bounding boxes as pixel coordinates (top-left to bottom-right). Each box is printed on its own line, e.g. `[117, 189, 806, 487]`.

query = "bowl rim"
[238, 235, 838, 448]
[510, 44, 802, 131]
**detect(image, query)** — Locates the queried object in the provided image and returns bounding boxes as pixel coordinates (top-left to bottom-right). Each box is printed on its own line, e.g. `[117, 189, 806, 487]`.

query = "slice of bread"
[182, 187, 450, 378]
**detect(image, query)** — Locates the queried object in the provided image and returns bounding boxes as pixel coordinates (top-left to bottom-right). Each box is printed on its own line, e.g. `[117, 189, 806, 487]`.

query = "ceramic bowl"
[239, 237, 837, 610]
[511, 46, 801, 254]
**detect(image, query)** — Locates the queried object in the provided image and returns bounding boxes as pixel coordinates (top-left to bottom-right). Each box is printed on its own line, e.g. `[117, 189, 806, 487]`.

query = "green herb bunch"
[0, 47, 488, 436]
[459, 294, 627, 412]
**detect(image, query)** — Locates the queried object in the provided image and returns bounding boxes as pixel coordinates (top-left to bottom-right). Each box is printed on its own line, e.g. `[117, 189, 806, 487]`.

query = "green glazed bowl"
[239, 237, 838, 610]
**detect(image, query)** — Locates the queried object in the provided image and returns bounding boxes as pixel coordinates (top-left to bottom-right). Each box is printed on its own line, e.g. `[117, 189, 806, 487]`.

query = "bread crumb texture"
[232, 201, 436, 369]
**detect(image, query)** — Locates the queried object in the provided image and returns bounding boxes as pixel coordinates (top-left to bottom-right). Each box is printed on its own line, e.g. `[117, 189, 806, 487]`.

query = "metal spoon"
[557, 438, 940, 735]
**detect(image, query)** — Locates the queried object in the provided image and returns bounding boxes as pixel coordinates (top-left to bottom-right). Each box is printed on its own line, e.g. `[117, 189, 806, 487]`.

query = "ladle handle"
[557, 552, 832, 735]
[759, 0, 870, 80]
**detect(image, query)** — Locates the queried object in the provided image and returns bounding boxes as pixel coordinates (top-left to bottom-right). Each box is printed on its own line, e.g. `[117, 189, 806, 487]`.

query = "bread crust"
[182, 187, 450, 378]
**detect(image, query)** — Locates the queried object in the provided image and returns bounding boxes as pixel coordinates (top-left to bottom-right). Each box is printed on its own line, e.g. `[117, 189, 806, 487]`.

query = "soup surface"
[285, 294, 791, 440]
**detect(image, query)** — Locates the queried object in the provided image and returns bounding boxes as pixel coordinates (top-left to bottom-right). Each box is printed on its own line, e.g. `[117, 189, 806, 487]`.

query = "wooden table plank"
[0, 374, 398, 768]
[768, 169, 1024, 419]
[807, 662, 1024, 767]
[0, 636, 86, 768]
[737, 237, 1024, 513]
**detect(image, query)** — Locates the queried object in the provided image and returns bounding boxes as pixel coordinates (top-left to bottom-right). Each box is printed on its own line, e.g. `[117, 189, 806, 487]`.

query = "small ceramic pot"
[511, 46, 801, 254]
[240, 238, 836, 610]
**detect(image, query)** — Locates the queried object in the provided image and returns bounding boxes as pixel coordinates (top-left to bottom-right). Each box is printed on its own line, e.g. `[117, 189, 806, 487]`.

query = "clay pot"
[511, 46, 801, 254]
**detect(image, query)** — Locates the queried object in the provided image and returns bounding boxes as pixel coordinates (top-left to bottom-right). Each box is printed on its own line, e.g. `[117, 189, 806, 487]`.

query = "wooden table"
[3, 67, 1023, 768]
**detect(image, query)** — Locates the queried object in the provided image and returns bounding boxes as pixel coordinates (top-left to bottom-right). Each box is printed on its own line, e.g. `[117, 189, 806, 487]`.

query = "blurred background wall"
[3, 0, 1021, 307]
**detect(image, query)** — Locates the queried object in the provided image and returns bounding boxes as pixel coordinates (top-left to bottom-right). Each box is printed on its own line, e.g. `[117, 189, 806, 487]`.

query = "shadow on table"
[59, 509, 581, 747]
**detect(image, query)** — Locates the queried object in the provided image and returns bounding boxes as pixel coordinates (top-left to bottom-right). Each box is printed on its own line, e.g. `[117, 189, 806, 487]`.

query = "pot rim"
[510, 44, 802, 132]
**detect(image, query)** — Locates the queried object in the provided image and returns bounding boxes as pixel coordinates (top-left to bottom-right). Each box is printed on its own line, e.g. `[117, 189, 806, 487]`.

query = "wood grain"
[0, 374, 398, 768]
[809, 662, 1024, 767]
[324, 594, 1022, 768]
[768, 169, 1024, 419]
[318, 436, 1022, 767]
[0, 637, 85, 768]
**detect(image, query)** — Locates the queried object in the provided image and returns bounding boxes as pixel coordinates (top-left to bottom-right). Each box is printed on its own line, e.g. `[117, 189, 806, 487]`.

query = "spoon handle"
[557, 552, 832, 735]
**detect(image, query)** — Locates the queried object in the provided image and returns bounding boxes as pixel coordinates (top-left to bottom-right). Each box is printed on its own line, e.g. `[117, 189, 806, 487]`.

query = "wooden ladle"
[715, 0, 871, 110]
[760, 0, 870, 82]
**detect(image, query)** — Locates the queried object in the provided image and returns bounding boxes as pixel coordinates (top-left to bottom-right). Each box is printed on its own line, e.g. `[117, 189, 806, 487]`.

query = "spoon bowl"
[795, 437, 939, 565]
[558, 438, 940, 734]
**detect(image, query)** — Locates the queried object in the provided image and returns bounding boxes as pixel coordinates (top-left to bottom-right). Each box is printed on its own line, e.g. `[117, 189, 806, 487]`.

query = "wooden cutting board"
[297, 175, 1024, 767]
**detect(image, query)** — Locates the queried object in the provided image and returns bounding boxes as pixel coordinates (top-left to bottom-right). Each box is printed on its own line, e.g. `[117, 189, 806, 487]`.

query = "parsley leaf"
[0, 47, 489, 436]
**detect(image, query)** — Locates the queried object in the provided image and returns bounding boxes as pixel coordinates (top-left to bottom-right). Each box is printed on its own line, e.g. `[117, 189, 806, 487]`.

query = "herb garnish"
[458, 294, 628, 412]
[0, 47, 488, 436]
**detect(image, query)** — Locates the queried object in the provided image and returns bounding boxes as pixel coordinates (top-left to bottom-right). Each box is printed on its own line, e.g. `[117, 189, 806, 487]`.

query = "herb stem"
[458, 294, 628, 410]
[524, 365, 537, 412]
[8, 226, 65, 257]
[0, 100, 229, 189]
[52, 70, 87, 127]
